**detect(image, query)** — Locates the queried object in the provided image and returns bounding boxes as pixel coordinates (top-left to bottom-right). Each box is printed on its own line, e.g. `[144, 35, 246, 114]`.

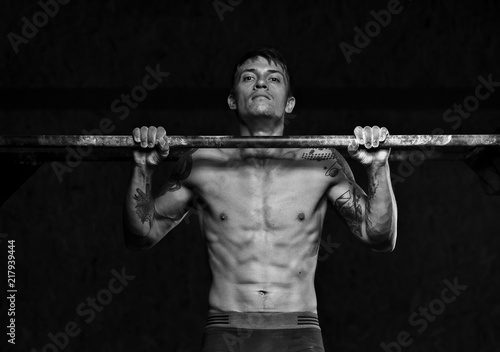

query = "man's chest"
[187, 156, 333, 229]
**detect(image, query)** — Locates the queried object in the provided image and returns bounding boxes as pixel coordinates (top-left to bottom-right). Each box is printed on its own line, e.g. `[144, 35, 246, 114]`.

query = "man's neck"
[239, 117, 284, 137]
[236, 117, 288, 162]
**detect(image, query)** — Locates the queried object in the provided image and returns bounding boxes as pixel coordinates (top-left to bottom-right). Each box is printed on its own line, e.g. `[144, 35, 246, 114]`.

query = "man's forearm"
[364, 161, 397, 243]
[123, 164, 156, 239]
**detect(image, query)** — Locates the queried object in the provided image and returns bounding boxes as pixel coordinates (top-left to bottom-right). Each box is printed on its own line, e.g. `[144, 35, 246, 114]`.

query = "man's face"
[228, 56, 295, 121]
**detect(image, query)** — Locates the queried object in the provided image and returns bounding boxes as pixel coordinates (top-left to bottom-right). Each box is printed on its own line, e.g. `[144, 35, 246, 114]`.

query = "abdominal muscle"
[204, 218, 322, 313]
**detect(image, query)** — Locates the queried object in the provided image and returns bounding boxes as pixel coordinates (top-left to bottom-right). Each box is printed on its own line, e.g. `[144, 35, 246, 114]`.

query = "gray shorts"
[201, 311, 325, 352]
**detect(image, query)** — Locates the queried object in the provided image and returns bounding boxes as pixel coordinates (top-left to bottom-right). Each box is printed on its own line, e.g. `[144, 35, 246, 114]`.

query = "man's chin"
[247, 106, 278, 118]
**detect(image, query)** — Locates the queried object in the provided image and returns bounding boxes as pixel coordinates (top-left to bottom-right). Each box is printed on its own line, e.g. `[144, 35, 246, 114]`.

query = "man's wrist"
[365, 159, 389, 171]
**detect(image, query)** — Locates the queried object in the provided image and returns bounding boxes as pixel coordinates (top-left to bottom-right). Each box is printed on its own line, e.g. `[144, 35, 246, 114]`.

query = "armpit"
[158, 148, 197, 195]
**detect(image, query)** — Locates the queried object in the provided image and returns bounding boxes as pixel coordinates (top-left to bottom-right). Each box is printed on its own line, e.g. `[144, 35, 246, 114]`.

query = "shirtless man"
[123, 48, 397, 351]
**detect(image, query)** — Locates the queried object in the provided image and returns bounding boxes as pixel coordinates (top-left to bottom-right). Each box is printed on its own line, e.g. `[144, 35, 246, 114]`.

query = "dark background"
[1, 0, 500, 351]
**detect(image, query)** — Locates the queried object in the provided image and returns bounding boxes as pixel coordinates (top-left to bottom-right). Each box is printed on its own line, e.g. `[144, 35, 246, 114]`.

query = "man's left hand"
[348, 126, 391, 166]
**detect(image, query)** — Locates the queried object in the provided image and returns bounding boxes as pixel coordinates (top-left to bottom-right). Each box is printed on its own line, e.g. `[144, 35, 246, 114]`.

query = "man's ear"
[285, 97, 296, 113]
[227, 94, 237, 110]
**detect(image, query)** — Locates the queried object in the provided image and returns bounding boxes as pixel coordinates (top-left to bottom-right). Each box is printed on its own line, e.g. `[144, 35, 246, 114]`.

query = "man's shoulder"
[296, 147, 349, 165]
[190, 148, 228, 162]
[295, 147, 354, 182]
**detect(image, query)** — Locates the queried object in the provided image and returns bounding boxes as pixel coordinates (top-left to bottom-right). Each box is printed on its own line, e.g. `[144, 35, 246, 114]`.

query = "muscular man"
[123, 48, 397, 351]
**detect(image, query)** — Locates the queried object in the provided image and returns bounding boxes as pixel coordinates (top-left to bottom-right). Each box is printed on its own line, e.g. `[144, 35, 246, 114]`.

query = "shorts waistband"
[205, 311, 320, 330]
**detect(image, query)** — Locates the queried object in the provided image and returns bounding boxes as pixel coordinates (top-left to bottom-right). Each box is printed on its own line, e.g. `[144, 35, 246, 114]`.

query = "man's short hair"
[230, 47, 293, 98]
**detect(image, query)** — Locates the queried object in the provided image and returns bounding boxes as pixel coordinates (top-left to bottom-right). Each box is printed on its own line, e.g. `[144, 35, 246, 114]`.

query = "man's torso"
[181, 147, 341, 313]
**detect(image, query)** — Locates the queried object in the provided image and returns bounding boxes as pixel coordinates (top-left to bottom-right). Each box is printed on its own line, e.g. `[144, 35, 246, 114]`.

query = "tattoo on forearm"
[158, 149, 196, 196]
[335, 188, 363, 237]
[367, 179, 380, 204]
[133, 183, 153, 224]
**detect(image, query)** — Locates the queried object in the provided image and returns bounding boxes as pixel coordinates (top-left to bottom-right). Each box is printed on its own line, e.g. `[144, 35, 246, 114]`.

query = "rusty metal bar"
[0, 135, 498, 163]
[0, 134, 499, 148]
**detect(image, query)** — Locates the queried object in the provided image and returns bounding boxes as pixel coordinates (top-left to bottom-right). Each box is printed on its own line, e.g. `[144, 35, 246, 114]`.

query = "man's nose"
[254, 77, 268, 89]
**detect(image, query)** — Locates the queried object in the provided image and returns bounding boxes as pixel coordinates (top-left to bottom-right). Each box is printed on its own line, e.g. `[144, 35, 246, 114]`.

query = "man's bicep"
[328, 180, 393, 250]
[149, 151, 197, 243]
[155, 148, 197, 220]
[142, 182, 194, 247]
[155, 183, 194, 223]
[125, 182, 194, 250]
[327, 176, 367, 239]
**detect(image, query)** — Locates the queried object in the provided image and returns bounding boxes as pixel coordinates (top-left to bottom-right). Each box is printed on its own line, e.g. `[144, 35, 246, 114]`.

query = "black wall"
[1, 1, 499, 351]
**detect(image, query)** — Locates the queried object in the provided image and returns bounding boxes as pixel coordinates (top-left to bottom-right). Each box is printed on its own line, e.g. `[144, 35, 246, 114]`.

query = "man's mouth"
[252, 94, 271, 100]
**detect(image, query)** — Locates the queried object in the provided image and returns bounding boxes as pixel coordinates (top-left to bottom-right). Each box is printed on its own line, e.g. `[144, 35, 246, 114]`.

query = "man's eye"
[243, 76, 254, 81]
[270, 77, 280, 82]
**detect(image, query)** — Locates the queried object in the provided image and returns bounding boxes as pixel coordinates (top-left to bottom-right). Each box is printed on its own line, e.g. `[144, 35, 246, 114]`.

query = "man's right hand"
[132, 126, 170, 168]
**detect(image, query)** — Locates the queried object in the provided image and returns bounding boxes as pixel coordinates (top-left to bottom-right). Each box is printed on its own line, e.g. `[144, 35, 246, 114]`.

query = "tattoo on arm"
[325, 162, 340, 177]
[335, 188, 363, 237]
[302, 148, 364, 237]
[367, 179, 380, 204]
[331, 148, 355, 182]
[301, 148, 355, 181]
[133, 183, 153, 224]
[301, 149, 336, 161]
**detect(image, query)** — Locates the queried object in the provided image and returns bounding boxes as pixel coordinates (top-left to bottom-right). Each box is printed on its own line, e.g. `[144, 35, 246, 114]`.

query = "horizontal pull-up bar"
[0, 134, 499, 148]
